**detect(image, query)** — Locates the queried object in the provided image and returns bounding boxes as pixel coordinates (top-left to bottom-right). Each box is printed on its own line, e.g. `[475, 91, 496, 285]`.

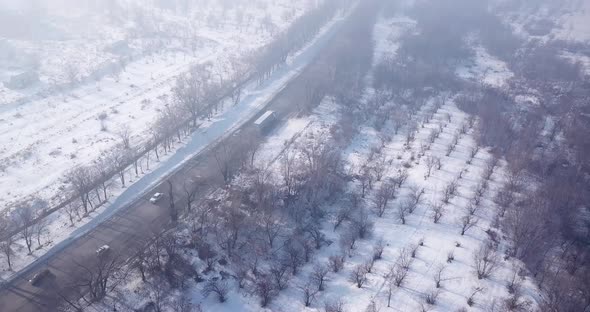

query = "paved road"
[0, 8, 355, 312]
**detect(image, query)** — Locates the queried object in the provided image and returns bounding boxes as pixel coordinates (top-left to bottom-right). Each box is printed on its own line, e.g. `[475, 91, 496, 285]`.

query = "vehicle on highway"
[96, 245, 110, 257]
[149, 192, 164, 203]
[29, 269, 51, 287]
[254, 110, 277, 133]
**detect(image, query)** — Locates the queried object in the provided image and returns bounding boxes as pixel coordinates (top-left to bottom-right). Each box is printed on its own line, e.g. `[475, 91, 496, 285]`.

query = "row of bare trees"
[447, 0, 590, 309]
[48, 1, 384, 310]
[0, 0, 354, 271]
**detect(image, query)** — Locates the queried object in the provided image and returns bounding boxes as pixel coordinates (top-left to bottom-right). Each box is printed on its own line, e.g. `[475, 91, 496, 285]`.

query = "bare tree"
[340, 226, 359, 252]
[373, 238, 385, 260]
[365, 300, 378, 312]
[70, 252, 126, 302]
[215, 205, 247, 258]
[312, 263, 330, 291]
[442, 179, 459, 204]
[15, 205, 35, 254]
[171, 293, 194, 312]
[397, 247, 414, 270]
[483, 155, 499, 181]
[428, 129, 440, 144]
[202, 280, 229, 302]
[116, 125, 132, 149]
[352, 208, 374, 239]
[299, 280, 320, 307]
[363, 256, 376, 274]
[174, 68, 205, 128]
[328, 253, 345, 273]
[393, 169, 409, 188]
[64, 202, 80, 227]
[255, 273, 279, 307]
[261, 210, 283, 249]
[325, 299, 346, 312]
[183, 179, 200, 213]
[285, 238, 305, 275]
[373, 182, 395, 217]
[433, 264, 447, 288]
[424, 288, 441, 305]
[66, 166, 95, 214]
[389, 262, 410, 287]
[434, 157, 442, 170]
[494, 187, 513, 217]
[385, 276, 396, 307]
[408, 185, 425, 207]
[465, 201, 479, 216]
[269, 259, 290, 290]
[306, 223, 326, 250]
[214, 140, 240, 184]
[0, 216, 14, 269]
[149, 275, 167, 312]
[33, 217, 48, 247]
[424, 156, 436, 179]
[349, 264, 369, 288]
[447, 250, 455, 263]
[357, 164, 373, 198]
[0, 237, 14, 270]
[93, 156, 113, 201]
[467, 286, 485, 306]
[467, 144, 480, 164]
[460, 213, 479, 235]
[473, 242, 499, 279]
[397, 200, 411, 224]
[405, 123, 417, 146]
[431, 202, 445, 223]
[108, 146, 131, 188]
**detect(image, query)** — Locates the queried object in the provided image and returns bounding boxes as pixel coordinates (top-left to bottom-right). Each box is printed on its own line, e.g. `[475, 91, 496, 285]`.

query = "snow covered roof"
[254, 110, 275, 126]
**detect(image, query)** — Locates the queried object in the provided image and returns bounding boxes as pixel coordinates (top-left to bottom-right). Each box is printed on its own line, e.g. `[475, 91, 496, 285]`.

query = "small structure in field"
[254, 110, 277, 132]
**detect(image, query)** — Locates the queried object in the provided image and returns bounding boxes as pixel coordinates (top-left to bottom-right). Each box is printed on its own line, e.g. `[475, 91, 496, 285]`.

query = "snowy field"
[90, 12, 541, 312]
[105, 85, 540, 312]
[456, 45, 513, 88]
[0, 0, 311, 211]
[0, 5, 350, 281]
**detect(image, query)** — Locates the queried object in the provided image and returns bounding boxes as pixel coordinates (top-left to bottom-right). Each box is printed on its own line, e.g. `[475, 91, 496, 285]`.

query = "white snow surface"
[0, 0, 311, 211]
[456, 45, 513, 88]
[0, 8, 349, 282]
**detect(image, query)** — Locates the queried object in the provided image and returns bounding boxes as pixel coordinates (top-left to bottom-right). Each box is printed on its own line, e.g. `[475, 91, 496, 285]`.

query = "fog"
[0, 0, 589, 311]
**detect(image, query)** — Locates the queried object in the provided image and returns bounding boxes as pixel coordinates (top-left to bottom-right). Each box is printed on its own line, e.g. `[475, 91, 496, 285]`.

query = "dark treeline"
[376, 0, 590, 311]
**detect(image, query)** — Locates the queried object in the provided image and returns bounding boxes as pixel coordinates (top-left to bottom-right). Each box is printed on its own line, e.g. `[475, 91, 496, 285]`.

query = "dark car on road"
[29, 269, 51, 287]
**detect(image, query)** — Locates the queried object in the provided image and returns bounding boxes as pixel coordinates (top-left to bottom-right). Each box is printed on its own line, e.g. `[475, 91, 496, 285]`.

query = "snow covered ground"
[495, 0, 590, 43]
[0, 0, 310, 211]
[90, 11, 541, 312]
[0, 8, 350, 282]
[110, 95, 540, 312]
[456, 45, 513, 89]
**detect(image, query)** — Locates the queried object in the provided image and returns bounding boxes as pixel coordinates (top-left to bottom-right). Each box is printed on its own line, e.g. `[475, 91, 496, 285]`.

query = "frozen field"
[0, 6, 349, 281]
[0, 0, 310, 211]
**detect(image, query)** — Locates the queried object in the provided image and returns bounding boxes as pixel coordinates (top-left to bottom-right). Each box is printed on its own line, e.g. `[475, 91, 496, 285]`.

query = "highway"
[0, 7, 354, 312]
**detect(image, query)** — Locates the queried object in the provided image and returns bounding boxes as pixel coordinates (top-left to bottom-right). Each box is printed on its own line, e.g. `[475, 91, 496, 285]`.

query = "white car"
[149, 192, 164, 203]
[96, 245, 110, 257]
